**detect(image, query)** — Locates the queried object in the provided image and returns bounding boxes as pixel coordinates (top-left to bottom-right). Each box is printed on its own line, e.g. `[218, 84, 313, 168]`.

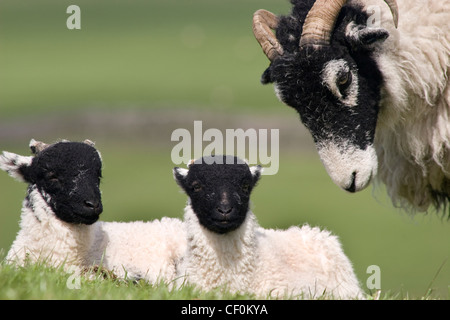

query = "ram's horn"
[252, 9, 284, 61]
[299, 0, 399, 48]
[83, 139, 95, 147]
[384, 0, 399, 28]
[29, 139, 49, 155]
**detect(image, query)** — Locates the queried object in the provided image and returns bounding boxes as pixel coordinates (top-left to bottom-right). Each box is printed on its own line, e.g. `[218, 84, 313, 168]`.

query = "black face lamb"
[15, 140, 103, 224]
[174, 155, 261, 234]
[253, 0, 398, 193]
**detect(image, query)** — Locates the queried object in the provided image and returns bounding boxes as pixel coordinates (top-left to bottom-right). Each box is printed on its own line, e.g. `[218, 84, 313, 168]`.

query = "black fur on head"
[254, 0, 393, 192]
[270, 44, 382, 150]
[173, 155, 262, 234]
[263, 0, 385, 149]
[2, 140, 103, 225]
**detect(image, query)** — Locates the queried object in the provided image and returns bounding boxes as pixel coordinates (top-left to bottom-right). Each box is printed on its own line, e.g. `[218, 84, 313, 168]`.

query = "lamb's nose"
[84, 200, 98, 208]
[84, 200, 102, 214]
[217, 206, 233, 216]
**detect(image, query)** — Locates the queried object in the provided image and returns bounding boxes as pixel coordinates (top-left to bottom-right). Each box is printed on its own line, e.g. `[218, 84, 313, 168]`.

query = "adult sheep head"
[253, 0, 398, 192]
[0, 139, 103, 224]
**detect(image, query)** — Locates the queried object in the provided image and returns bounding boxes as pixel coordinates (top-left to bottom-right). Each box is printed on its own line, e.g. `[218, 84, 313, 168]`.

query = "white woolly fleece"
[6, 186, 187, 284]
[363, 0, 450, 211]
[90, 218, 186, 283]
[177, 205, 364, 299]
[6, 187, 96, 269]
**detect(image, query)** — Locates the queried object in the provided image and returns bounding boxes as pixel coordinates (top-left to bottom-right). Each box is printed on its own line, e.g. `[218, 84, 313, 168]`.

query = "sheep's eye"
[46, 172, 59, 183]
[192, 182, 202, 192]
[337, 71, 352, 92]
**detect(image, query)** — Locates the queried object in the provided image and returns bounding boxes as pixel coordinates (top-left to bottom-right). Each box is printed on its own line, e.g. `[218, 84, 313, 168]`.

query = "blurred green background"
[0, 0, 449, 298]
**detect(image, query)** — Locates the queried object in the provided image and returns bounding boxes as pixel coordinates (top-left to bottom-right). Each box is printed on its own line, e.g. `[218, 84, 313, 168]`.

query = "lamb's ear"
[83, 140, 102, 161]
[173, 167, 189, 190]
[250, 165, 263, 186]
[346, 24, 389, 49]
[0, 151, 34, 183]
[29, 139, 49, 155]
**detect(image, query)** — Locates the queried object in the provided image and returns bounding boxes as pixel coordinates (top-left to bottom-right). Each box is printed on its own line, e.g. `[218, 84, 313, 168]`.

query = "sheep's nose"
[84, 200, 98, 208]
[344, 172, 357, 193]
[217, 206, 233, 216]
[84, 200, 102, 213]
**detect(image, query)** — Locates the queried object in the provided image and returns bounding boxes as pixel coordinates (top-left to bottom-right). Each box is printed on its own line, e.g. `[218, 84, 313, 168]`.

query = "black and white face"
[268, 46, 382, 192]
[174, 155, 261, 234]
[254, 1, 393, 193]
[0, 141, 103, 225]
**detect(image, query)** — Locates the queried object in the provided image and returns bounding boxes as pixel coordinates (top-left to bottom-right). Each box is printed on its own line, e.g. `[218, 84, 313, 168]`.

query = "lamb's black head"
[0, 139, 103, 225]
[253, 0, 398, 193]
[173, 155, 262, 234]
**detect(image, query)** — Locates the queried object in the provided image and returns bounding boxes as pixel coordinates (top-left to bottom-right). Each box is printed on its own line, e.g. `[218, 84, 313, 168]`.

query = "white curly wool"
[6, 188, 186, 283]
[177, 205, 363, 299]
[6, 186, 95, 268]
[371, 0, 450, 211]
[90, 218, 186, 282]
[5, 185, 186, 283]
[255, 223, 363, 299]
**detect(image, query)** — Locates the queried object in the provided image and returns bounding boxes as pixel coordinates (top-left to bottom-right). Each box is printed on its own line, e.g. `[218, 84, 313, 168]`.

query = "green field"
[0, 0, 291, 116]
[0, 0, 449, 300]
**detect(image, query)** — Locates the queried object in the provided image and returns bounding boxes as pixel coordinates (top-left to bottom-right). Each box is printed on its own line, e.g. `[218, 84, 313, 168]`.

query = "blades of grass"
[424, 257, 449, 299]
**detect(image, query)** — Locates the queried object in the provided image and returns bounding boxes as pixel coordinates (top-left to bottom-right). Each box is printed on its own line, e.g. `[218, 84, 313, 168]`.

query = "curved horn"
[29, 139, 49, 155]
[384, 0, 399, 28]
[299, 0, 399, 48]
[252, 9, 284, 61]
[83, 139, 95, 147]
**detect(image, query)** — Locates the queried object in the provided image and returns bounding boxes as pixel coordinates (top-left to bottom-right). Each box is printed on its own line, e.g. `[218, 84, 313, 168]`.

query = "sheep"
[173, 155, 364, 299]
[252, 0, 450, 213]
[0, 139, 186, 284]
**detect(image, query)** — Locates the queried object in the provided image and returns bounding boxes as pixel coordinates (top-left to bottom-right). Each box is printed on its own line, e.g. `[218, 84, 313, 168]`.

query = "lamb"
[0, 139, 186, 284]
[173, 155, 364, 299]
[252, 0, 450, 213]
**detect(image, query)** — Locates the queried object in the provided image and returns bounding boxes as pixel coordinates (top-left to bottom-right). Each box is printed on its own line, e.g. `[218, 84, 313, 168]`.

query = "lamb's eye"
[192, 182, 202, 192]
[242, 183, 250, 193]
[337, 71, 352, 92]
[46, 172, 59, 183]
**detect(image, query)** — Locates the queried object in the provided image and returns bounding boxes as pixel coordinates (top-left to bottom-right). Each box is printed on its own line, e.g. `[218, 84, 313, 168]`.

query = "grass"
[0, 256, 255, 300]
[0, 0, 291, 117]
[0, 257, 446, 300]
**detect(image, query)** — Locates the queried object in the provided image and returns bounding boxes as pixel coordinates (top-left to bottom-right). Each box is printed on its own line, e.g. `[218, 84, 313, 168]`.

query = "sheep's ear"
[187, 159, 195, 168]
[0, 151, 34, 183]
[346, 25, 389, 49]
[250, 165, 263, 186]
[82, 139, 102, 161]
[29, 139, 49, 155]
[173, 167, 189, 190]
[261, 67, 273, 84]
